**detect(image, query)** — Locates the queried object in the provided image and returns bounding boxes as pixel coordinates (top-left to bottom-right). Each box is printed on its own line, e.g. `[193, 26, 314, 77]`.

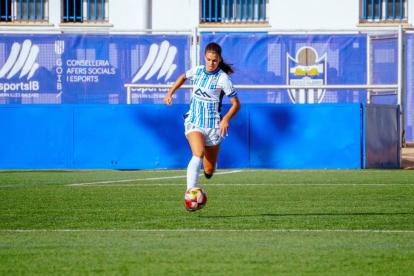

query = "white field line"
[1, 229, 414, 233]
[76, 183, 414, 187]
[66, 170, 243, 186]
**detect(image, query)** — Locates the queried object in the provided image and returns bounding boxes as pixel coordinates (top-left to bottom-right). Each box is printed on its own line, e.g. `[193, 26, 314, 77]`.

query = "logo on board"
[55, 40, 65, 55]
[287, 46, 327, 104]
[131, 40, 177, 83]
[0, 40, 39, 80]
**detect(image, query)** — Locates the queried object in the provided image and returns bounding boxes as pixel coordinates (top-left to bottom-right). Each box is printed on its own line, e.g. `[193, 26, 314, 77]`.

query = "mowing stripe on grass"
[74, 183, 414, 187]
[1, 229, 414, 233]
[66, 170, 244, 186]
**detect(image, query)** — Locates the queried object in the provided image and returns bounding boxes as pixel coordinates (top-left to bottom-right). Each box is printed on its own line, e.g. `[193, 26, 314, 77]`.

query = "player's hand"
[219, 118, 229, 137]
[163, 94, 173, 106]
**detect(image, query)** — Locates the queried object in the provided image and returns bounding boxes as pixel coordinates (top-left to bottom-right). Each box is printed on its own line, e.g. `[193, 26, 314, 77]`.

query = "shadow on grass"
[199, 212, 414, 218]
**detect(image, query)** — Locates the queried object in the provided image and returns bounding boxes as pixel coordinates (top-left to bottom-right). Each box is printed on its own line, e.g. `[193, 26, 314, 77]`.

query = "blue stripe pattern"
[193, 68, 203, 86]
[201, 75, 208, 87]
[209, 72, 220, 89]
[209, 102, 214, 128]
[190, 99, 196, 124]
[199, 101, 204, 127]
[186, 66, 236, 129]
[228, 91, 237, 98]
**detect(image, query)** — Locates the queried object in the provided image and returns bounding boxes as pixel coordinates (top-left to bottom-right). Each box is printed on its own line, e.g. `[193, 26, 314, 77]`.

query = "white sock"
[214, 163, 217, 173]
[187, 156, 203, 191]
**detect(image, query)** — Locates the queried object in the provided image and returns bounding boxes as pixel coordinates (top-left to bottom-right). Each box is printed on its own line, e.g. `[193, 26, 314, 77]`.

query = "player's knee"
[193, 150, 205, 159]
[204, 167, 214, 175]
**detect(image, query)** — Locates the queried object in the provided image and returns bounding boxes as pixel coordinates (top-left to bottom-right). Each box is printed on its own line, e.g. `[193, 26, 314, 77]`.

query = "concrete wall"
[151, 0, 200, 30]
[109, 0, 148, 29]
[269, 0, 361, 30]
[2, 1, 411, 31]
[31, 0, 151, 29]
[48, 0, 61, 25]
[408, 1, 414, 26]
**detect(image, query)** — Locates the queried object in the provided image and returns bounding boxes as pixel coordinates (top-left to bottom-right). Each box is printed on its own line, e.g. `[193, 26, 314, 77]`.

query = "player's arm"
[219, 97, 241, 137]
[163, 73, 187, 106]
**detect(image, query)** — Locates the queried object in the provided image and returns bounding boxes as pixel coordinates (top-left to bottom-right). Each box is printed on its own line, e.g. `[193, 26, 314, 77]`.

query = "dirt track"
[402, 147, 414, 169]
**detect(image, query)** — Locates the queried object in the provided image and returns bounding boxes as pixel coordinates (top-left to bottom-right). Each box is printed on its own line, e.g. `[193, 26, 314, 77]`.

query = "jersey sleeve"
[184, 67, 200, 80]
[220, 74, 237, 98]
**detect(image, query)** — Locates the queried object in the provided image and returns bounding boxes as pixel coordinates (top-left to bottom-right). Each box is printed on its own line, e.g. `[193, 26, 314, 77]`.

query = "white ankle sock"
[187, 156, 203, 191]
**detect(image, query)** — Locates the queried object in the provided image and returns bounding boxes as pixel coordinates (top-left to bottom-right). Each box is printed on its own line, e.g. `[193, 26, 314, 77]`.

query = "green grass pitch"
[1, 169, 414, 275]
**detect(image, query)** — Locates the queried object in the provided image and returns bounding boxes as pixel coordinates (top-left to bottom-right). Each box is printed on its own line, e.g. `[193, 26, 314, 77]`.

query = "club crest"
[287, 46, 327, 104]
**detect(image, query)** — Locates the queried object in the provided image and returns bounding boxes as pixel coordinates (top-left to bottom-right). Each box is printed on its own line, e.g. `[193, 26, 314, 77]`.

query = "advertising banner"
[0, 34, 190, 104]
[200, 33, 367, 105]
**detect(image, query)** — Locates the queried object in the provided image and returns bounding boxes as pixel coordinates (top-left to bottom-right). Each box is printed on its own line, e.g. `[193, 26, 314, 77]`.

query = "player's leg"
[186, 131, 206, 191]
[203, 127, 221, 179]
[203, 143, 220, 179]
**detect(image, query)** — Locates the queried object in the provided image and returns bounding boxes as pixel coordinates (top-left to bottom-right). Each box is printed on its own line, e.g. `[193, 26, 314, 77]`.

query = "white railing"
[124, 84, 398, 104]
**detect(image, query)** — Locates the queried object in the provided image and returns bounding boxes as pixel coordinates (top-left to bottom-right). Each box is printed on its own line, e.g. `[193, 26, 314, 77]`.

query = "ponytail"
[219, 59, 234, 75]
[205, 42, 235, 75]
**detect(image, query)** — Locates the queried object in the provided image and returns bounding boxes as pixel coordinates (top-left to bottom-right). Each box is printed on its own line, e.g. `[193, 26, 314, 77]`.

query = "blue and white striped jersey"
[184, 66, 237, 128]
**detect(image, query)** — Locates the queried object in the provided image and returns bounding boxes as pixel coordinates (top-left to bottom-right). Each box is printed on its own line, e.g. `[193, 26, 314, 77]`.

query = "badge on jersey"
[186, 123, 196, 131]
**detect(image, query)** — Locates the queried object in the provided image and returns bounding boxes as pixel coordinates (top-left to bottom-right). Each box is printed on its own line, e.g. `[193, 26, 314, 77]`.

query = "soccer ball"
[185, 187, 207, 211]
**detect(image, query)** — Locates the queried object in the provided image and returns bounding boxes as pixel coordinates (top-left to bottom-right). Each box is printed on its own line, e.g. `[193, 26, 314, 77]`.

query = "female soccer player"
[163, 42, 241, 211]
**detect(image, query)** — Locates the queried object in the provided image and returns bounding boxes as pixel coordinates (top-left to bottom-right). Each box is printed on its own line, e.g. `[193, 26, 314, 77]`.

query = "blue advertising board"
[0, 34, 190, 104]
[200, 33, 367, 104]
[0, 103, 364, 169]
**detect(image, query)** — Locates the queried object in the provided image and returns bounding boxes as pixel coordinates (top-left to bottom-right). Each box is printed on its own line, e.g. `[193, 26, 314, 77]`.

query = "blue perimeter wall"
[0, 104, 399, 170]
